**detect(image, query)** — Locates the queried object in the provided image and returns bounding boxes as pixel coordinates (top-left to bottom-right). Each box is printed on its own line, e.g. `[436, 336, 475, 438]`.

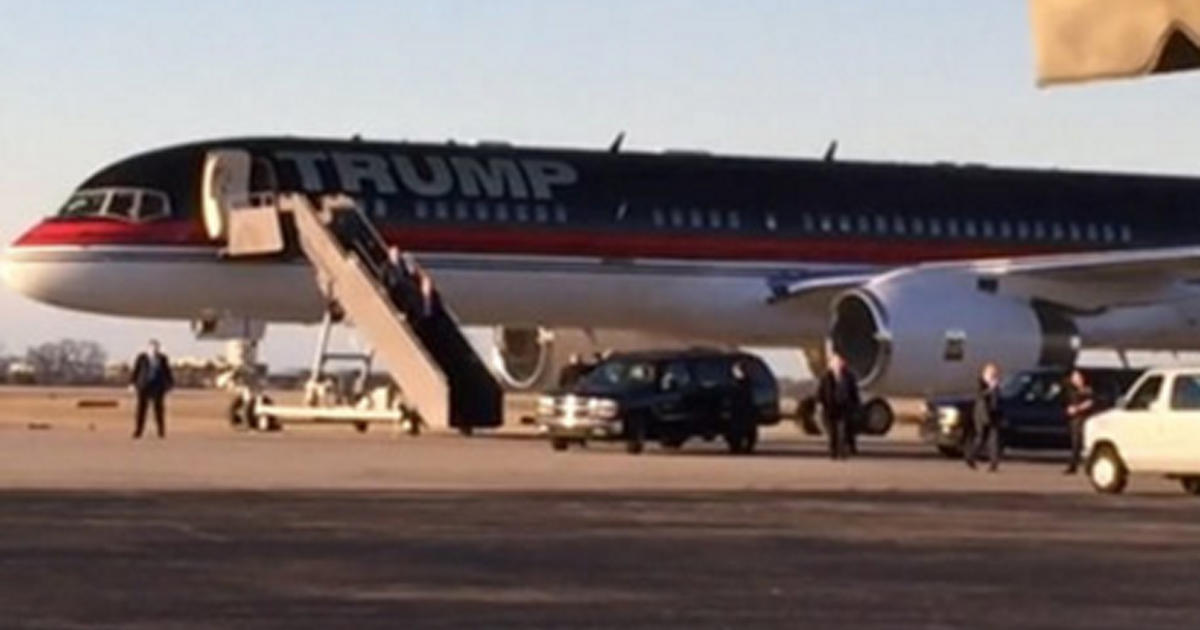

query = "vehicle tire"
[1087, 444, 1128, 494]
[353, 421, 369, 434]
[624, 417, 647, 455]
[724, 420, 758, 455]
[551, 437, 570, 452]
[252, 395, 281, 432]
[936, 444, 963, 459]
[860, 398, 895, 436]
[228, 397, 249, 431]
[458, 426, 474, 437]
[1180, 477, 1200, 495]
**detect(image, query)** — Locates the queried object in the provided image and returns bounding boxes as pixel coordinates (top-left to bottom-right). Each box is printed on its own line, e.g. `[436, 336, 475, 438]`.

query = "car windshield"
[999, 372, 1063, 403]
[577, 360, 657, 393]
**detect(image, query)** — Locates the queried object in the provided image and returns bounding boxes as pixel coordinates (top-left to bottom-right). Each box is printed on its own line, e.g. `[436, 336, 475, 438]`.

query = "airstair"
[222, 191, 503, 433]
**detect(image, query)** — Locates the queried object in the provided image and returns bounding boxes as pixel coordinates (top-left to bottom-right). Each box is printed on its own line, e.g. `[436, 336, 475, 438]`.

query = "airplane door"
[202, 149, 284, 255]
[202, 149, 252, 241]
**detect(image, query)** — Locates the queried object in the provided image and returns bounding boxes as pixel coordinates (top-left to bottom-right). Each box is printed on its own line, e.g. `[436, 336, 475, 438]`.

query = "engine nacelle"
[829, 270, 1078, 396]
[491, 326, 690, 391]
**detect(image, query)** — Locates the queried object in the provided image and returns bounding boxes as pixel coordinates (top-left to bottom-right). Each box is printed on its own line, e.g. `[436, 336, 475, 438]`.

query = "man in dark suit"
[965, 362, 1004, 472]
[817, 351, 861, 460]
[130, 339, 174, 439]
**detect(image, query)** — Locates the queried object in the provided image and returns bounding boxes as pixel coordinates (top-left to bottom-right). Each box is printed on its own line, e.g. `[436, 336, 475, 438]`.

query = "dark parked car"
[921, 366, 1144, 456]
[537, 349, 780, 454]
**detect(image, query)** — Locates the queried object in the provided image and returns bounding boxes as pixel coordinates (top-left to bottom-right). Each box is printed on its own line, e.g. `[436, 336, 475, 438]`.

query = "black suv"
[921, 366, 1144, 456]
[537, 349, 780, 454]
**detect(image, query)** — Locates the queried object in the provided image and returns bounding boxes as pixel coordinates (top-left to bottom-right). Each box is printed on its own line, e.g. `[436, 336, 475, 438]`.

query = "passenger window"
[436, 201, 451, 220]
[138, 192, 169, 221]
[107, 192, 136, 219]
[874, 215, 888, 235]
[801, 213, 814, 232]
[1069, 223, 1081, 241]
[1033, 222, 1046, 240]
[652, 208, 665, 228]
[857, 215, 871, 234]
[728, 211, 742, 230]
[1017, 221, 1030, 239]
[414, 201, 429, 220]
[999, 221, 1012, 239]
[981, 220, 994, 238]
[695, 360, 733, 388]
[911, 217, 925, 236]
[1170, 375, 1200, 410]
[1102, 224, 1115, 243]
[554, 205, 568, 223]
[660, 362, 692, 392]
[1086, 223, 1098, 241]
[455, 202, 470, 221]
[928, 218, 942, 237]
[820, 215, 833, 233]
[708, 209, 722, 229]
[838, 215, 851, 233]
[495, 203, 509, 222]
[964, 220, 977, 238]
[670, 208, 684, 228]
[946, 219, 959, 237]
[763, 212, 776, 231]
[535, 205, 549, 223]
[474, 202, 490, 222]
[689, 209, 704, 229]
[1126, 376, 1163, 411]
[892, 216, 906, 235]
[1120, 225, 1133, 243]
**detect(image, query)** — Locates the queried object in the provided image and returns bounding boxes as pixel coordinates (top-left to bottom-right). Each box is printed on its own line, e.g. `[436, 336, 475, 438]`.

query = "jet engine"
[490, 326, 689, 391]
[828, 270, 1078, 396]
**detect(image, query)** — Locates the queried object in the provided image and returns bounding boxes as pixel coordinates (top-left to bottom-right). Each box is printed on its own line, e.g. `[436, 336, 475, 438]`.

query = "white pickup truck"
[1086, 367, 1200, 495]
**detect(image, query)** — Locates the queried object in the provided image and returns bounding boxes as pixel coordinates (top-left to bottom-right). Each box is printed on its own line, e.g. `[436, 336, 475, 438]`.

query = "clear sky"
[2, 1, 1199, 370]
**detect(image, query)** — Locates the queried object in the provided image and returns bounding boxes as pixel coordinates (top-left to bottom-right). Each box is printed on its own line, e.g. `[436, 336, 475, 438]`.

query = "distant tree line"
[7, 338, 108, 385]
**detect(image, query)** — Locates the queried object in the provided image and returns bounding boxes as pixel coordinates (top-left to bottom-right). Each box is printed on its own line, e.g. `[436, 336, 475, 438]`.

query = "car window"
[660, 361, 692, 392]
[1125, 376, 1163, 411]
[578, 360, 656, 392]
[694, 359, 732, 388]
[1170, 374, 1200, 411]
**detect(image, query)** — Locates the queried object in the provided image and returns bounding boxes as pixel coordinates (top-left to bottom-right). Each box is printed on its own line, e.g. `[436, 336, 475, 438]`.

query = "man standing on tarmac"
[965, 363, 1004, 472]
[817, 351, 861, 460]
[130, 339, 174, 439]
[1063, 369, 1095, 475]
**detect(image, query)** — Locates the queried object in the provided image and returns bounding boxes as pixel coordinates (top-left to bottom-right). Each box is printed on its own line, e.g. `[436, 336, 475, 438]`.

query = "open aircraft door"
[202, 149, 284, 256]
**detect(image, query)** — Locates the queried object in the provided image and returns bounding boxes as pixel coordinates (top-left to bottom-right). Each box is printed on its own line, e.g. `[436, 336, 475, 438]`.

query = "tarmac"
[1, 386, 1198, 628]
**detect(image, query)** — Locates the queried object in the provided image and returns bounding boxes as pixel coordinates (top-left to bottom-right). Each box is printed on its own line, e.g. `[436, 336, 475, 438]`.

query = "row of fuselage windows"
[651, 207, 1136, 244]
[396, 198, 1137, 244]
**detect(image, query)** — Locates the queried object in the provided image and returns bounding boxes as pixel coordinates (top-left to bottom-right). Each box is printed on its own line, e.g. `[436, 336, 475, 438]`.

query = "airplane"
[7, 136, 1200, 421]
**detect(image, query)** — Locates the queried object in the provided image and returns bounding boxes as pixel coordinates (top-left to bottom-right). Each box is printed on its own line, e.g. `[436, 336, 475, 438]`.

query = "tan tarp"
[1032, 0, 1200, 86]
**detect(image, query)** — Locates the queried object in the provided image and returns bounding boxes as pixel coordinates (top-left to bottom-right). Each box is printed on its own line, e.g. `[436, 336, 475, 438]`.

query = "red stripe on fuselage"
[13, 217, 1076, 264]
[13, 218, 209, 247]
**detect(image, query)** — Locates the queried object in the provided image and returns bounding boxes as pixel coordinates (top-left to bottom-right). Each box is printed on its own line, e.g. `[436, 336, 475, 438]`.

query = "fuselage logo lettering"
[273, 151, 578, 201]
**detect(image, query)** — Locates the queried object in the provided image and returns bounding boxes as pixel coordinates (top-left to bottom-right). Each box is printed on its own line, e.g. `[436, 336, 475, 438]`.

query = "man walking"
[965, 363, 1004, 471]
[131, 339, 174, 439]
[1063, 369, 1095, 474]
[817, 351, 861, 460]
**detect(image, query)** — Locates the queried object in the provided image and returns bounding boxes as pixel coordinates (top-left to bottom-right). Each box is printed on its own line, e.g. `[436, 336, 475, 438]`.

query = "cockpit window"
[138, 192, 169, 220]
[56, 188, 172, 222]
[60, 191, 108, 217]
[108, 192, 136, 218]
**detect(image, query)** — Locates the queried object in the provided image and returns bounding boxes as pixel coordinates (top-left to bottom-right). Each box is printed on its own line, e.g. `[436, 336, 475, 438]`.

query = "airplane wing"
[766, 273, 876, 312]
[767, 247, 1200, 313]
